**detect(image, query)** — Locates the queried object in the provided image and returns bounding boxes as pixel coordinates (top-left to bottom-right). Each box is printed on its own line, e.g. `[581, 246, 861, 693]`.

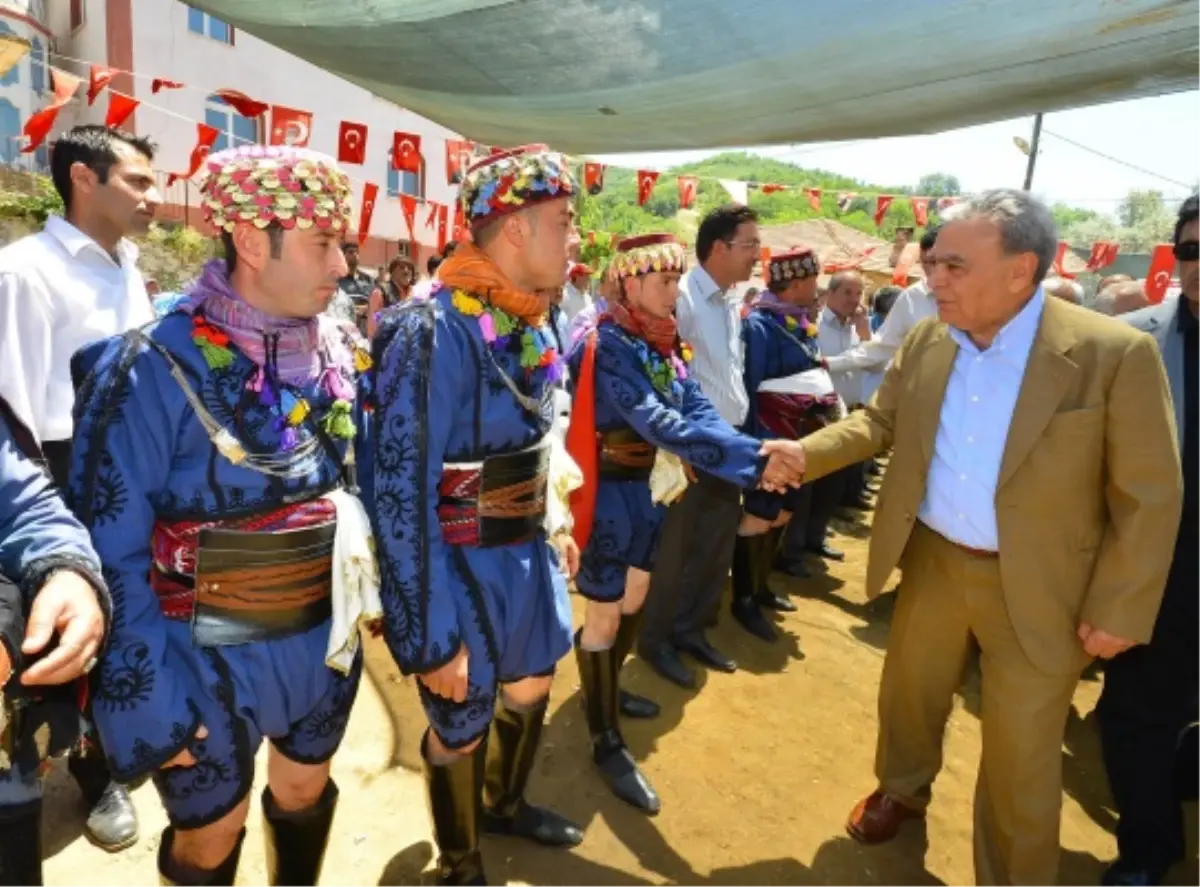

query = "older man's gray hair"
[955, 189, 1059, 285]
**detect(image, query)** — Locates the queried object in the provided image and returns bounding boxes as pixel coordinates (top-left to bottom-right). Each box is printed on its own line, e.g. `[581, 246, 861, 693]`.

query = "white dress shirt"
[825, 280, 938, 377]
[676, 265, 749, 427]
[0, 217, 153, 442]
[817, 305, 866, 407]
[561, 281, 594, 325]
[917, 287, 1046, 551]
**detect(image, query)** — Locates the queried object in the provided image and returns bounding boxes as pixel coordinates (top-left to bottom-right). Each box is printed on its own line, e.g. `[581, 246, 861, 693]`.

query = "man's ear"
[231, 225, 270, 273]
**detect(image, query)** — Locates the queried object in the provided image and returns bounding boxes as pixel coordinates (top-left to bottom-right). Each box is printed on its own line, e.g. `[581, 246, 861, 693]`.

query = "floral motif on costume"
[607, 237, 688, 282]
[450, 289, 565, 384]
[460, 146, 577, 230]
[767, 248, 821, 284]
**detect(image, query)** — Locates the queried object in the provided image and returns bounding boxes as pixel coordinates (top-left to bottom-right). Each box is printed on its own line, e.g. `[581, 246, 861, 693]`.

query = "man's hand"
[554, 534, 581, 579]
[852, 305, 871, 341]
[738, 513, 773, 536]
[759, 439, 806, 491]
[20, 570, 105, 687]
[162, 724, 208, 769]
[419, 644, 470, 702]
[1077, 623, 1138, 660]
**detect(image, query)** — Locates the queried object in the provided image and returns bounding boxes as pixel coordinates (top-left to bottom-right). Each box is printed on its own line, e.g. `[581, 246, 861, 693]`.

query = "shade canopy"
[190, 0, 1200, 153]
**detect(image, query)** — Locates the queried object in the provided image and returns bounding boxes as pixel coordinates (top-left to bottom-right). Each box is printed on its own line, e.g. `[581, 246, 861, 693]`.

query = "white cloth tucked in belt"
[324, 488, 382, 674]
[650, 450, 689, 505]
[544, 417, 583, 537]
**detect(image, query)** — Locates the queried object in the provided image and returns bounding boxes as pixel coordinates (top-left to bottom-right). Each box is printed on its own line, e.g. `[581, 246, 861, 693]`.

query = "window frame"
[204, 94, 261, 153]
[187, 6, 235, 45]
[29, 37, 46, 95]
[385, 149, 426, 200]
[69, 0, 85, 32]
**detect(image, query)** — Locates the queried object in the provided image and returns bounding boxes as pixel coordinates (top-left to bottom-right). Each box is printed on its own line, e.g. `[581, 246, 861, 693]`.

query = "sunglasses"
[1174, 240, 1199, 262]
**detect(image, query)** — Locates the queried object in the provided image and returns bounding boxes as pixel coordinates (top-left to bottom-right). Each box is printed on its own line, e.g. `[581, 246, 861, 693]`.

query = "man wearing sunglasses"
[1095, 193, 1198, 887]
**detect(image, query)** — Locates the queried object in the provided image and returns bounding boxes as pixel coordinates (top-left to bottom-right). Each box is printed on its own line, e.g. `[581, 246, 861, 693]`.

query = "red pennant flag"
[269, 105, 313, 147]
[214, 89, 269, 119]
[357, 182, 379, 248]
[167, 122, 220, 186]
[425, 200, 440, 229]
[910, 197, 930, 227]
[399, 194, 418, 240]
[805, 188, 822, 212]
[566, 332, 599, 550]
[837, 192, 857, 212]
[636, 170, 659, 206]
[437, 204, 450, 253]
[1086, 240, 1120, 272]
[1051, 241, 1077, 280]
[1145, 244, 1176, 305]
[446, 139, 474, 185]
[874, 195, 895, 227]
[452, 201, 469, 243]
[584, 162, 606, 195]
[338, 121, 368, 165]
[87, 65, 118, 105]
[22, 68, 84, 154]
[105, 93, 139, 129]
[152, 78, 185, 94]
[760, 184, 786, 195]
[677, 175, 698, 209]
[392, 132, 423, 174]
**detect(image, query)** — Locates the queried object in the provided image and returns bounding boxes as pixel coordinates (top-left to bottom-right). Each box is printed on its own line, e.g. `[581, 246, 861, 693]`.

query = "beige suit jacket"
[802, 296, 1183, 674]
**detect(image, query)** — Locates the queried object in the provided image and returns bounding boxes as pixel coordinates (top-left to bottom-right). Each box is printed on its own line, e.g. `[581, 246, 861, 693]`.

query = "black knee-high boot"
[481, 700, 582, 847]
[731, 535, 776, 641]
[613, 611, 660, 719]
[262, 780, 338, 886]
[424, 733, 486, 886]
[755, 529, 796, 612]
[157, 826, 244, 886]
[0, 799, 43, 886]
[575, 631, 661, 814]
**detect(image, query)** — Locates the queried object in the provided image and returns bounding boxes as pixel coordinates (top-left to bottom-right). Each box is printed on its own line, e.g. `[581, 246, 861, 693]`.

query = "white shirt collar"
[690, 264, 729, 302]
[44, 216, 139, 266]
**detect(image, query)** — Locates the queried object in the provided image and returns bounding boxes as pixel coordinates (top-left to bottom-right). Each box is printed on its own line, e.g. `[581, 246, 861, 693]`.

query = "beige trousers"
[874, 522, 1081, 885]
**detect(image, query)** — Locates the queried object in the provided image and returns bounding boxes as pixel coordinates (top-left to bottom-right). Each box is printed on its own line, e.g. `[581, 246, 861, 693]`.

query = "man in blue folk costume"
[69, 146, 376, 886]
[730, 247, 833, 642]
[371, 146, 583, 886]
[565, 234, 811, 815]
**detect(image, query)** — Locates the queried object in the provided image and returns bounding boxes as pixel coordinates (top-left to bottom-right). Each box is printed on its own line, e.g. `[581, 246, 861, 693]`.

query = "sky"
[595, 91, 1199, 217]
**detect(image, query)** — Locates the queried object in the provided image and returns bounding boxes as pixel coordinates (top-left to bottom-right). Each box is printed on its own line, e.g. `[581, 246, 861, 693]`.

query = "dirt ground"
[40, 508, 1199, 886]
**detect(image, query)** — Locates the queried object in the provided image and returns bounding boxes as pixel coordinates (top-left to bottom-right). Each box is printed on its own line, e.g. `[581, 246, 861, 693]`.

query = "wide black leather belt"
[598, 427, 656, 480]
[192, 522, 335, 647]
[438, 441, 550, 548]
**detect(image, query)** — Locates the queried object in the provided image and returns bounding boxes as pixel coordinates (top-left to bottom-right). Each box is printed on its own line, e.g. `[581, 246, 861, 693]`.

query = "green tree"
[915, 173, 961, 197]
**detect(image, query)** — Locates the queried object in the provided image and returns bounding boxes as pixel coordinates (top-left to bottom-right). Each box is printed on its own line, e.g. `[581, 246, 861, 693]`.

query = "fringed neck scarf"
[755, 289, 812, 323]
[603, 300, 679, 357]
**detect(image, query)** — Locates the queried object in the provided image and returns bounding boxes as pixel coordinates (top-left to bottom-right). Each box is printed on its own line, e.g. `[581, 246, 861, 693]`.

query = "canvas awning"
[190, 0, 1199, 153]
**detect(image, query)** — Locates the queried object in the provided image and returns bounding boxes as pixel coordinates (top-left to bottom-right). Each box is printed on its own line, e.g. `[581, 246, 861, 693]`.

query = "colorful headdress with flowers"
[200, 145, 354, 233]
[767, 246, 821, 285]
[460, 145, 577, 232]
[608, 233, 688, 282]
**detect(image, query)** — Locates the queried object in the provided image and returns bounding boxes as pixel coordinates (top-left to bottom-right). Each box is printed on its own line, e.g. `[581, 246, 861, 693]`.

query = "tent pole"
[1022, 113, 1043, 191]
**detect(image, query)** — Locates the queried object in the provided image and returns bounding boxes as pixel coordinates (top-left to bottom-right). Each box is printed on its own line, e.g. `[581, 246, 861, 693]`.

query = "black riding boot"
[731, 535, 776, 641]
[262, 780, 338, 886]
[481, 699, 582, 847]
[424, 734, 487, 886]
[613, 610, 660, 719]
[754, 529, 796, 612]
[0, 799, 43, 886]
[157, 826, 244, 886]
[575, 631, 661, 814]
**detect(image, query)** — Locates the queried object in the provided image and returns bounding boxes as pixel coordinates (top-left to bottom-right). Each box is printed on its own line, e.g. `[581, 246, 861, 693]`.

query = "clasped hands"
[758, 439, 807, 493]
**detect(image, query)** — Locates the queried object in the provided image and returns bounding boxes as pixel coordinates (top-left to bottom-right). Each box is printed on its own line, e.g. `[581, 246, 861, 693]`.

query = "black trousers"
[639, 472, 742, 654]
[780, 472, 845, 560]
[1096, 524, 1199, 873]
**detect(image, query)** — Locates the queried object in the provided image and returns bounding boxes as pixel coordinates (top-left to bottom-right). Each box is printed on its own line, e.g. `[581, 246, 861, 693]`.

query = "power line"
[1042, 129, 1195, 190]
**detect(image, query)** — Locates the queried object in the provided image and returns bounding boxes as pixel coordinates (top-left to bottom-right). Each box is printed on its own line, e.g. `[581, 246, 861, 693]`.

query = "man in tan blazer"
[797, 189, 1182, 885]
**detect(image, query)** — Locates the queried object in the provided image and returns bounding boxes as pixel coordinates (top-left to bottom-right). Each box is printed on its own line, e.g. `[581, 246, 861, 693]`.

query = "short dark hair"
[919, 225, 941, 253]
[388, 255, 413, 273]
[871, 285, 902, 316]
[50, 125, 156, 213]
[696, 204, 759, 263]
[1175, 195, 1199, 246]
[342, 241, 359, 253]
[221, 225, 285, 275]
[427, 254, 443, 276]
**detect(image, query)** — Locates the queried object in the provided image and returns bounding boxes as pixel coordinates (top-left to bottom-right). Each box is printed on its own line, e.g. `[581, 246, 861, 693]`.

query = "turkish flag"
[399, 194, 418, 239]
[167, 123, 221, 186]
[806, 188, 822, 212]
[393, 132, 422, 174]
[22, 68, 83, 154]
[338, 121, 368, 165]
[269, 105, 313, 147]
[452, 201, 468, 243]
[1051, 241, 1077, 279]
[677, 176, 698, 209]
[425, 201, 440, 229]
[1086, 240, 1120, 271]
[437, 204, 450, 253]
[911, 197, 930, 227]
[105, 93, 139, 130]
[837, 192, 857, 213]
[87, 65, 118, 105]
[446, 139, 473, 185]
[357, 182, 379, 248]
[874, 195, 894, 227]
[152, 78, 185, 94]
[585, 162, 606, 195]
[214, 89, 269, 119]
[760, 184, 786, 195]
[1145, 244, 1176, 305]
[636, 170, 659, 206]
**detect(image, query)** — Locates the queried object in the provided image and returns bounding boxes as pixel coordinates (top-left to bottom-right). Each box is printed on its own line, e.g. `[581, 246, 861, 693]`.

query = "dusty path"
[42, 511, 1198, 885]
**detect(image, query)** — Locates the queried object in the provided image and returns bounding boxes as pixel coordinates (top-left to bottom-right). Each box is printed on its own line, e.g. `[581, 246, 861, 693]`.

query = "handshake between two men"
[757, 439, 808, 494]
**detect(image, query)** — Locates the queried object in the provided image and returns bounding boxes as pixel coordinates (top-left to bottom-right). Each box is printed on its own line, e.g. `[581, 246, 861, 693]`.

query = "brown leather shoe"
[845, 791, 924, 843]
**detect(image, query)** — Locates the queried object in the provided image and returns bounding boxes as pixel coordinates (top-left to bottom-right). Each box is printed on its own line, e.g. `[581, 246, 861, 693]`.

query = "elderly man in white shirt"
[637, 204, 765, 688]
[0, 124, 158, 853]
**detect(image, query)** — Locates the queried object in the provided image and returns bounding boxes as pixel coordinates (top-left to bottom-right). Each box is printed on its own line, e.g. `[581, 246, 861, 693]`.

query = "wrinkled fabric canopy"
[192, 0, 1199, 153]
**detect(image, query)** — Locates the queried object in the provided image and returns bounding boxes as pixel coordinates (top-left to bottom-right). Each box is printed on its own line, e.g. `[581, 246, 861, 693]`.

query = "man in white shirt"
[561, 262, 594, 323]
[638, 204, 763, 687]
[0, 124, 159, 852]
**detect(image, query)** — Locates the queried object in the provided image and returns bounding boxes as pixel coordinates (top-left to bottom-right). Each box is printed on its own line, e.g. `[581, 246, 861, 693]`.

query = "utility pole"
[1023, 113, 1043, 191]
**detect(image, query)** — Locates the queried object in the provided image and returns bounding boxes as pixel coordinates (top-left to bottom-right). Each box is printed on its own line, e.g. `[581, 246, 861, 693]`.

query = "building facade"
[0, 0, 51, 171]
[38, 0, 469, 268]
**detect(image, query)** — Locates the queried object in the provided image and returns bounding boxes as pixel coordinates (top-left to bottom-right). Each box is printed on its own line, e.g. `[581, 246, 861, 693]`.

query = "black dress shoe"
[481, 801, 583, 847]
[640, 646, 695, 689]
[619, 689, 660, 719]
[84, 782, 139, 852]
[773, 556, 811, 579]
[730, 597, 776, 642]
[1101, 860, 1167, 886]
[675, 633, 737, 672]
[755, 590, 797, 612]
[807, 542, 845, 561]
[593, 734, 661, 815]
